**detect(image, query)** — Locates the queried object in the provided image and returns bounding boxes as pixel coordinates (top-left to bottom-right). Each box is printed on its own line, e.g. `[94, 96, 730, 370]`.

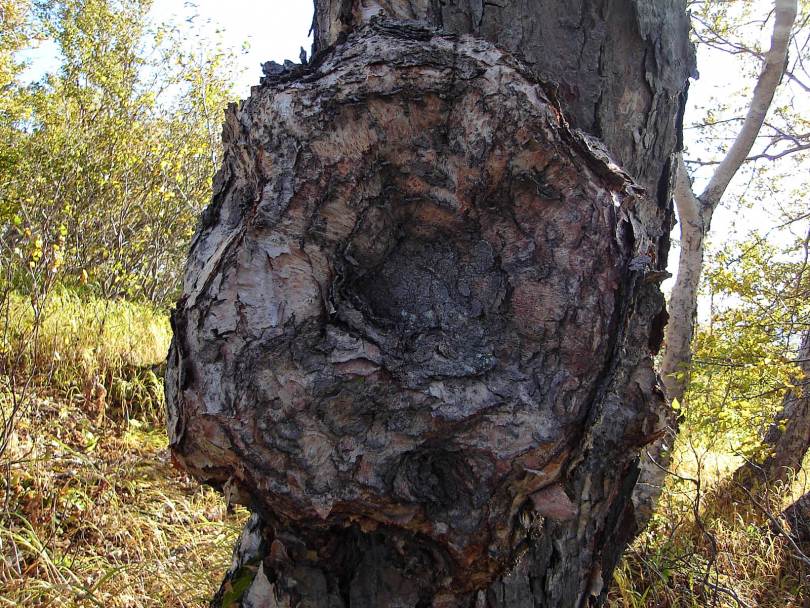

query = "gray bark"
[166, 2, 693, 606]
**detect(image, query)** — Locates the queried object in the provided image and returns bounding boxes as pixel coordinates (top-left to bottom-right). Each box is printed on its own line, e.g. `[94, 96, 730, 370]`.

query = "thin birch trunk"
[636, 0, 800, 527]
[661, 0, 799, 404]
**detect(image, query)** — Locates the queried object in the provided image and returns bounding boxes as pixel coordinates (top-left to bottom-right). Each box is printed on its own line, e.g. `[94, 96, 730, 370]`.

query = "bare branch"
[699, 0, 799, 214]
[687, 141, 810, 165]
[742, 142, 810, 161]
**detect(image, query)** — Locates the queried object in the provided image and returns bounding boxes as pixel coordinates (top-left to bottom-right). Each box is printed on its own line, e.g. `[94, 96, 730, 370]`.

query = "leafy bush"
[678, 238, 807, 459]
[1, 0, 241, 307]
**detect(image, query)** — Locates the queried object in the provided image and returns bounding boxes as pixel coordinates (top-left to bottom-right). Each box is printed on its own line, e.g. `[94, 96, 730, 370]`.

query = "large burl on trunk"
[166, 2, 693, 606]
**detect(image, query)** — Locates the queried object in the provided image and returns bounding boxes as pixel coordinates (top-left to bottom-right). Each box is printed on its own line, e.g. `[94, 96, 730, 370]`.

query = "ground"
[1, 395, 247, 607]
[0, 294, 807, 607]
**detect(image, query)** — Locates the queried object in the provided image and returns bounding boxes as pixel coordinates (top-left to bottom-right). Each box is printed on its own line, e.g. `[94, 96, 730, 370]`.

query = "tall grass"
[609, 440, 810, 608]
[0, 288, 246, 607]
[1, 288, 170, 384]
[1, 288, 171, 423]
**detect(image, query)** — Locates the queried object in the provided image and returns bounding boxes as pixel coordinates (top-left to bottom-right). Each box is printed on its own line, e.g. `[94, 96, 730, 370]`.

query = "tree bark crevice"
[167, 3, 695, 606]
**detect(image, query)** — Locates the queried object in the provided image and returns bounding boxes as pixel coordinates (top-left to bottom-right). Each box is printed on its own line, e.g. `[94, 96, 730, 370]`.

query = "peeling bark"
[167, 2, 694, 606]
[659, 155, 705, 403]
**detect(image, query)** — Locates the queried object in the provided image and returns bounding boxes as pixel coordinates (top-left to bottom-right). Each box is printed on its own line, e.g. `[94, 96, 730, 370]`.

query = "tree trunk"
[736, 330, 810, 487]
[658, 155, 707, 403]
[660, 0, 799, 406]
[649, 0, 797, 528]
[781, 490, 810, 544]
[165, 2, 693, 606]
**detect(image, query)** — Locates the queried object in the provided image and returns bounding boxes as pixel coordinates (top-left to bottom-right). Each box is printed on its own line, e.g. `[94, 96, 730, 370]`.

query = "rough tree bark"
[165, 2, 693, 606]
[736, 330, 810, 487]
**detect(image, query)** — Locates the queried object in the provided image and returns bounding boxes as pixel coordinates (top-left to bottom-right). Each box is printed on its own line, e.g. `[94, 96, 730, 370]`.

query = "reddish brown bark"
[166, 2, 694, 606]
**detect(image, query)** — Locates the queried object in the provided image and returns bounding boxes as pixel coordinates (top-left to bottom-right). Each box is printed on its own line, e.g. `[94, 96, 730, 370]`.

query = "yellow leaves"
[689, 239, 803, 458]
[686, 322, 798, 458]
[1, 0, 238, 305]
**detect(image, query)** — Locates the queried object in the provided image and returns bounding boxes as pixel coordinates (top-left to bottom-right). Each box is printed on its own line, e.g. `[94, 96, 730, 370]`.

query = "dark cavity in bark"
[167, 2, 695, 605]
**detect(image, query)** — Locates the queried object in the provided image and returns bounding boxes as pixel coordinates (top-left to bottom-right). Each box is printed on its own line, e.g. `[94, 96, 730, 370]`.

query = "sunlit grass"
[0, 397, 246, 607]
[2, 288, 170, 379]
[1, 288, 171, 423]
[1, 290, 245, 607]
[610, 438, 810, 608]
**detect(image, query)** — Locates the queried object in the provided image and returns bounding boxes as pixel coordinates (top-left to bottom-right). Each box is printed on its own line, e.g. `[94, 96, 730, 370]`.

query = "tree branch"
[686, 141, 810, 165]
[699, 0, 799, 216]
[661, 0, 799, 403]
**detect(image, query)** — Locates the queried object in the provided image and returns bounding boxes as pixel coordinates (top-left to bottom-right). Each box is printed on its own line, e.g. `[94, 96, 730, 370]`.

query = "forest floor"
[0, 394, 247, 607]
[2, 391, 807, 608]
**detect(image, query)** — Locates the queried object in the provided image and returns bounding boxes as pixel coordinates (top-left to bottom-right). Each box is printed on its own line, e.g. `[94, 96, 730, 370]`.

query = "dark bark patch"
[168, 18, 676, 601]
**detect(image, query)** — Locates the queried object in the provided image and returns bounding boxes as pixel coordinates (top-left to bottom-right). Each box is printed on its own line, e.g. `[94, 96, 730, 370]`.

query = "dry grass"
[0, 395, 246, 607]
[610, 442, 810, 608]
[2, 290, 809, 607]
[0, 291, 246, 607]
[1, 289, 171, 398]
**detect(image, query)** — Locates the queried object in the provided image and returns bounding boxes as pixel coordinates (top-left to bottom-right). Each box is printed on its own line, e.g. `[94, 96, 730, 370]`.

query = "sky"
[21, 0, 314, 94]
[151, 0, 313, 95]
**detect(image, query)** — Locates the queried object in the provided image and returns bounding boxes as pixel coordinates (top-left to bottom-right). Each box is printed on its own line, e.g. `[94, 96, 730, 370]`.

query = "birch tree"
[630, 0, 804, 521]
[661, 0, 800, 403]
[166, 1, 695, 605]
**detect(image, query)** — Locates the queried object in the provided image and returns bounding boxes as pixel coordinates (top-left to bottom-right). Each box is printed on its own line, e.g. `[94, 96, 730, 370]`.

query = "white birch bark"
[661, 0, 799, 403]
[635, 0, 800, 529]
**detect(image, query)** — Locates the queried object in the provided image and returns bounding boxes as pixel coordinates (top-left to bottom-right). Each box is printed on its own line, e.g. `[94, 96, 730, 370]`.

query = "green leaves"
[0, 0, 240, 306]
[682, 236, 806, 458]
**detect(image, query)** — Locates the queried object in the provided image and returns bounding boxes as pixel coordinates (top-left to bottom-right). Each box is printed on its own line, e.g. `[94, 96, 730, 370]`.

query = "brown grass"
[2, 292, 809, 607]
[0, 396, 246, 607]
[610, 444, 810, 608]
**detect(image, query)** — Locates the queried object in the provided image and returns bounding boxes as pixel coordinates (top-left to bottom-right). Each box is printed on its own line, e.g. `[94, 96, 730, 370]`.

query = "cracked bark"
[782, 489, 810, 544]
[166, 2, 693, 606]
